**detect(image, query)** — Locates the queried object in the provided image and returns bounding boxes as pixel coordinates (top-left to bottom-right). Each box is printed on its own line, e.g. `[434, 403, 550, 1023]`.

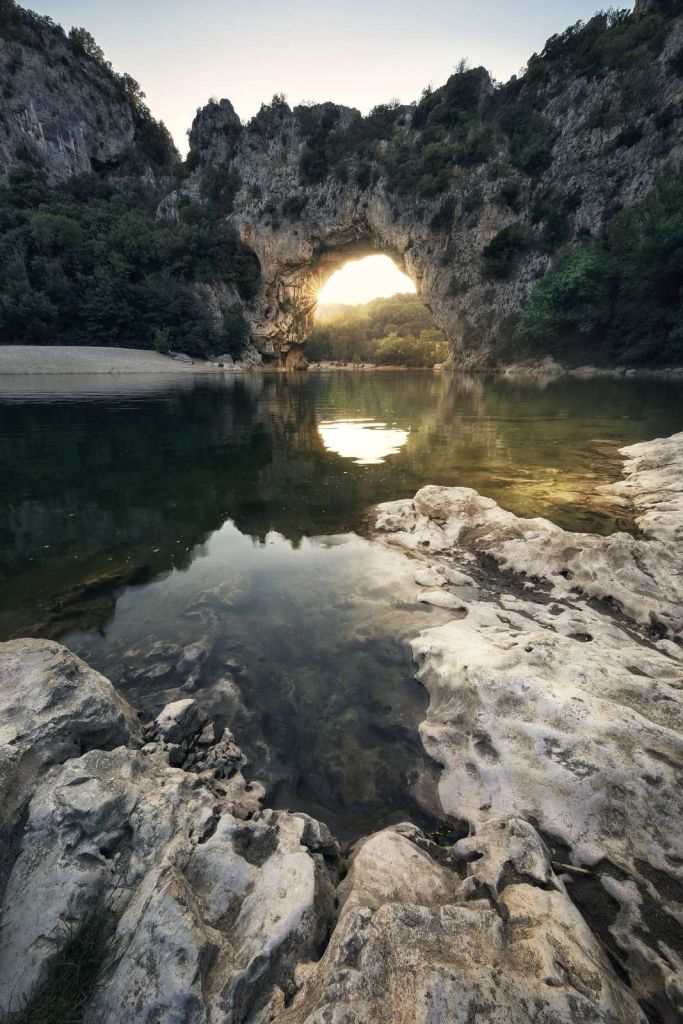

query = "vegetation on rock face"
[0, 0, 177, 175]
[287, 6, 673, 208]
[309, 294, 448, 366]
[509, 170, 683, 366]
[0, 166, 259, 355]
[483, 224, 533, 280]
[6, 896, 117, 1024]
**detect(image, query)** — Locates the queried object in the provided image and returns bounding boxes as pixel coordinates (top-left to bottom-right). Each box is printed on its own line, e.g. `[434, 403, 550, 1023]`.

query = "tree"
[68, 27, 107, 65]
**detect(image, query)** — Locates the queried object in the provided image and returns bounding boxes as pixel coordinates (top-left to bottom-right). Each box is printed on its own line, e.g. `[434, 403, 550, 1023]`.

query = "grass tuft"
[3, 897, 118, 1024]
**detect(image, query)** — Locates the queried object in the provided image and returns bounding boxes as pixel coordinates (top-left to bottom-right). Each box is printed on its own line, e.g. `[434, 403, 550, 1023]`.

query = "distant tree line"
[309, 294, 449, 366]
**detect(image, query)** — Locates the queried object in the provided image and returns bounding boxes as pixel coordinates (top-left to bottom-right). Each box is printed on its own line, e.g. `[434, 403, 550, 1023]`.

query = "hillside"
[1, 0, 682, 367]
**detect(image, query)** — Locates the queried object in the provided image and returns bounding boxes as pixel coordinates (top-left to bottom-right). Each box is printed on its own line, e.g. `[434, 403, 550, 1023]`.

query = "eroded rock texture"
[376, 432, 683, 1021]
[0, 11, 176, 183]
[0, 631, 653, 1023]
[177, 2, 683, 367]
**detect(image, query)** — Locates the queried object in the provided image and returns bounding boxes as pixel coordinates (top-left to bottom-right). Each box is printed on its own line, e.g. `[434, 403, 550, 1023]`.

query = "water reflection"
[3, 370, 683, 837]
[318, 418, 409, 464]
[2, 370, 683, 642]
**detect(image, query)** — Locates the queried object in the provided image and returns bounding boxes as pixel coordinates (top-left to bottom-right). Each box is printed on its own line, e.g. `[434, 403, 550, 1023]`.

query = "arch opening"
[316, 254, 416, 309]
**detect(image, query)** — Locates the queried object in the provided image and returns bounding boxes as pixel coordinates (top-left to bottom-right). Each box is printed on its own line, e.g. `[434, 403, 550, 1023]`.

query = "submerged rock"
[153, 697, 208, 743]
[2, 434, 682, 1022]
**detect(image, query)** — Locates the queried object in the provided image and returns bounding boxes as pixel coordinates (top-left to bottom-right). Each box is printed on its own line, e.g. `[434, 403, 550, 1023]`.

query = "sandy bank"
[0, 345, 241, 375]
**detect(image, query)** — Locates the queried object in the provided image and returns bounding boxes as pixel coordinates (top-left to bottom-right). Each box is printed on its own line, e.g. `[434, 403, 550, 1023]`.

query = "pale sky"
[37, 1, 612, 152]
[318, 255, 415, 305]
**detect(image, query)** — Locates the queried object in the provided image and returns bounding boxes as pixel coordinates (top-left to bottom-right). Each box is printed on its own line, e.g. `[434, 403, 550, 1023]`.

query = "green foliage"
[200, 165, 241, 214]
[0, 166, 259, 356]
[299, 144, 329, 185]
[1, 2, 177, 174]
[309, 293, 447, 366]
[430, 196, 456, 233]
[513, 170, 683, 365]
[528, 8, 668, 79]
[67, 26, 105, 62]
[295, 101, 401, 186]
[498, 105, 557, 176]
[482, 223, 532, 279]
[416, 142, 459, 197]
[514, 246, 612, 343]
[413, 66, 488, 130]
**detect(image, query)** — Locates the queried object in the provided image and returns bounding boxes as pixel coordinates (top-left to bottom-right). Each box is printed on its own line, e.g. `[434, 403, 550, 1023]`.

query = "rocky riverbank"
[375, 431, 683, 1022]
[1, 433, 682, 1023]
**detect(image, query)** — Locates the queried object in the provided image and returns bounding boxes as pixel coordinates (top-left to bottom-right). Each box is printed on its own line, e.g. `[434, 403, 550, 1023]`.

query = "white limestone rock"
[0, 638, 141, 884]
[154, 698, 208, 743]
[375, 432, 683, 1019]
[280, 824, 645, 1024]
[377, 462, 683, 636]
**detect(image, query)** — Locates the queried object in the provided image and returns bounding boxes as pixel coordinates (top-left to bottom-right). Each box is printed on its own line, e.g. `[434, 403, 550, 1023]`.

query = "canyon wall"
[176, 0, 683, 367]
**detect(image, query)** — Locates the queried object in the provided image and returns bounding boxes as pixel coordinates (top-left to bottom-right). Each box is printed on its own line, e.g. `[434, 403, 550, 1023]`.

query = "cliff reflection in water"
[2, 370, 683, 641]
[3, 369, 683, 838]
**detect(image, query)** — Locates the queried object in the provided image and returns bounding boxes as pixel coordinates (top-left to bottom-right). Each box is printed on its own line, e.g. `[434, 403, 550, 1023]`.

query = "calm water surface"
[2, 369, 683, 838]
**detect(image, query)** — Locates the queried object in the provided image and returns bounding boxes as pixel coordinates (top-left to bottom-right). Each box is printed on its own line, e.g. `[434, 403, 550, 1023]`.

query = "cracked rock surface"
[1, 433, 682, 1022]
[376, 432, 683, 1021]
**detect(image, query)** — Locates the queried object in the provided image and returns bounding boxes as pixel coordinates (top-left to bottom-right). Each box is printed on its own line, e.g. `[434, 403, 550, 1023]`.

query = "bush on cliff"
[512, 169, 683, 365]
[0, 166, 259, 355]
[482, 224, 532, 279]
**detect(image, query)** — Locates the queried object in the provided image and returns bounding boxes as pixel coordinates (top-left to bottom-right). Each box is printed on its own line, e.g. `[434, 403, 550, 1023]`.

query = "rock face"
[376, 432, 683, 1022]
[0, 638, 140, 889]
[0, 643, 339, 1021]
[3, 3, 682, 367]
[0, 5, 176, 183]
[177, 5, 683, 367]
[0, 631, 657, 1022]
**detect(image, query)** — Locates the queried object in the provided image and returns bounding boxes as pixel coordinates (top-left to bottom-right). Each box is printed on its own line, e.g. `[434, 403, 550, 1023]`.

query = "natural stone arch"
[181, 20, 683, 371]
[238, 222, 421, 369]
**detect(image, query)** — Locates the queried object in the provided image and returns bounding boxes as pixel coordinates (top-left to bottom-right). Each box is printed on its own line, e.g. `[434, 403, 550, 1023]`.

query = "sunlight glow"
[317, 255, 416, 306]
[318, 419, 409, 465]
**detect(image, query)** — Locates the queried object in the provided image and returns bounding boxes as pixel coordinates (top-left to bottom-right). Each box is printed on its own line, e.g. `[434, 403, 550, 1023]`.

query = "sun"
[317, 255, 416, 306]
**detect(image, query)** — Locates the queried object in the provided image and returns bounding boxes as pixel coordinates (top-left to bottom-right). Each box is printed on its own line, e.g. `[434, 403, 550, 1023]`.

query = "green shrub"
[615, 122, 644, 148]
[482, 223, 532, 279]
[499, 106, 557, 176]
[299, 144, 328, 185]
[430, 196, 456, 233]
[512, 169, 683, 365]
[0, 166, 259, 355]
[309, 293, 445, 365]
[416, 142, 458, 198]
[413, 66, 488, 130]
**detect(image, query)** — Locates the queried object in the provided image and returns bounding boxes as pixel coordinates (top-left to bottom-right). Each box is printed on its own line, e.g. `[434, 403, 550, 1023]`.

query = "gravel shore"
[0, 346, 226, 374]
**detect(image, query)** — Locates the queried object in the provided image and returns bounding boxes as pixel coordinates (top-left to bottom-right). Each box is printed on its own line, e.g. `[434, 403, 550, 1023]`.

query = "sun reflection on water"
[318, 418, 409, 465]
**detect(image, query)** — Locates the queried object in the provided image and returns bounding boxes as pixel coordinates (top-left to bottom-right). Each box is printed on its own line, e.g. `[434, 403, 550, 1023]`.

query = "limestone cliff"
[2, 0, 682, 366]
[0, 2, 177, 183]
[178, 0, 683, 368]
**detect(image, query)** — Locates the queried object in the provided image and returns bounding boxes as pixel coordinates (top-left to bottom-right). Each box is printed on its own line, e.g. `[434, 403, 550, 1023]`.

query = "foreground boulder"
[280, 821, 645, 1024]
[0, 638, 141, 889]
[376, 432, 683, 1021]
[0, 637, 651, 1023]
[0, 643, 338, 1020]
